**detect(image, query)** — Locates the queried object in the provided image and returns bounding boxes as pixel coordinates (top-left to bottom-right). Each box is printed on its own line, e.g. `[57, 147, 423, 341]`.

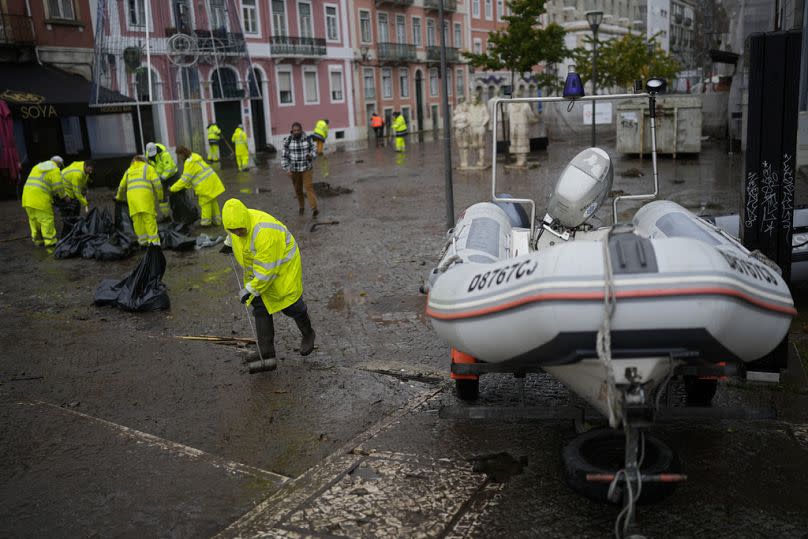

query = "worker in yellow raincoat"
[61, 160, 93, 214]
[221, 198, 316, 373]
[392, 112, 407, 152]
[172, 146, 225, 226]
[311, 119, 329, 155]
[115, 156, 163, 246]
[21, 156, 65, 248]
[207, 122, 222, 162]
[146, 142, 179, 219]
[231, 124, 249, 171]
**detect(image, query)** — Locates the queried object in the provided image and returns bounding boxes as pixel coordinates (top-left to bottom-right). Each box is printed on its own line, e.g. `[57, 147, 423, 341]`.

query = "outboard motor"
[547, 148, 613, 228]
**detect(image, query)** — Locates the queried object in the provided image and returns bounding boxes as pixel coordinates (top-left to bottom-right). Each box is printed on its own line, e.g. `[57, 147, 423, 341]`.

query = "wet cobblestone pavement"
[2, 136, 808, 537]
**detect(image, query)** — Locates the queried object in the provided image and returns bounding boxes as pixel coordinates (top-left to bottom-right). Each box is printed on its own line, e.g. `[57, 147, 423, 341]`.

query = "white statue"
[467, 91, 490, 168]
[508, 86, 538, 168]
[453, 98, 471, 169]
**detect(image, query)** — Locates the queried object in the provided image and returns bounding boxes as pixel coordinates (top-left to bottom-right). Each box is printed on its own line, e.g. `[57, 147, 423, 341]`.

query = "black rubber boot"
[294, 313, 316, 356]
[247, 314, 277, 373]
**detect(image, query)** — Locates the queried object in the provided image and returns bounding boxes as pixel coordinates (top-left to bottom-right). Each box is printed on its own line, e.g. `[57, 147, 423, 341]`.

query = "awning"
[0, 63, 132, 119]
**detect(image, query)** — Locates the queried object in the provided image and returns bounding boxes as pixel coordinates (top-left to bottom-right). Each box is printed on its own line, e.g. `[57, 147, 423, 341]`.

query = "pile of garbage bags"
[94, 245, 170, 311]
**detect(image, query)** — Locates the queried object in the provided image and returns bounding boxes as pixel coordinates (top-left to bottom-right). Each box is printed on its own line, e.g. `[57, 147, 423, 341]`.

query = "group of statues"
[453, 87, 539, 170]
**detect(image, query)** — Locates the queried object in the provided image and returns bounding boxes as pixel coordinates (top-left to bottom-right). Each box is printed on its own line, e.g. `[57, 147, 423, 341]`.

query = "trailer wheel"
[455, 378, 479, 401]
[562, 429, 681, 505]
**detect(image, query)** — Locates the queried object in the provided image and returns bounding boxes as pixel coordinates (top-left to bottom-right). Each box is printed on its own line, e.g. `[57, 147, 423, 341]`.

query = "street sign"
[583, 102, 612, 125]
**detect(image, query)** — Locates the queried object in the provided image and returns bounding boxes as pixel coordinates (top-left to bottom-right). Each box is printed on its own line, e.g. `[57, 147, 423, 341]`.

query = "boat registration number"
[468, 260, 538, 292]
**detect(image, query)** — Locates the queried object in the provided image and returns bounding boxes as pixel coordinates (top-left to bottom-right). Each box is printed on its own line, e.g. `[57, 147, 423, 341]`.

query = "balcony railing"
[375, 0, 415, 7]
[0, 14, 35, 45]
[424, 0, 458, 12]
[270, 35, 326, 57]
[426, 46, 459, 63]
[377, 42, 416, 62]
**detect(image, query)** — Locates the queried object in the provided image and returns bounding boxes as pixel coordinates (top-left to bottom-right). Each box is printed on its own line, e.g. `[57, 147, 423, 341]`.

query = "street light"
[586, 10, 603, 148]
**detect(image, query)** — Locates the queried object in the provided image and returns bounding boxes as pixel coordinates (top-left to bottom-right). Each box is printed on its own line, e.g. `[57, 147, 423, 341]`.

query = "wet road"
[1, 136, 808, 537]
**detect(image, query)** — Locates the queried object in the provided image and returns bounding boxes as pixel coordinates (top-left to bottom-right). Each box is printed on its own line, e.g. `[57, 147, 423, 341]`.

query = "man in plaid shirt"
[282, 122, 319, 217]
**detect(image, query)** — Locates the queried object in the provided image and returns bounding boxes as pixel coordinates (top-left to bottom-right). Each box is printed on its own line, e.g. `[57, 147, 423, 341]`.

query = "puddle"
[470, 452, 528, 483]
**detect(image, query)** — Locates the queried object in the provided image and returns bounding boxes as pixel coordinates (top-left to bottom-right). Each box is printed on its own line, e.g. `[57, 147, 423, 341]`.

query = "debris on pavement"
[94, 245, 170, 311]
[313, 182, 353, 197]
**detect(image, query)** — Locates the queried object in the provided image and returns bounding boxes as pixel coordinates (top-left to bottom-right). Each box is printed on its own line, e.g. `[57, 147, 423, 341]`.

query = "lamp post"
[586, 11, 603, 147]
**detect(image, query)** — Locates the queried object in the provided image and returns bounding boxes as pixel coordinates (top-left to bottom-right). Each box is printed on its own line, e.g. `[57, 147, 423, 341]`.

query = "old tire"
[562, 429, 681, 505]
[685, 377, 718, 406]
[456, 378, 479, 401]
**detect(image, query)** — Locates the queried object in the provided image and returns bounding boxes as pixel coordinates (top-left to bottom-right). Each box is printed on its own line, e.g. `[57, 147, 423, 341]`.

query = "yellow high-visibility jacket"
[207, 124, 222, 142]
[149, 143, 178, 181]
[313, 120, 329, 140]
[61, 161, 90, 207]
[231, 128, 248, 154]
[170, 153, 225, 201]
[22, 160, 65, 211]
[115, 161, 163, 216]
[392, 115, 408, 135]
[222, 199, 303, 313]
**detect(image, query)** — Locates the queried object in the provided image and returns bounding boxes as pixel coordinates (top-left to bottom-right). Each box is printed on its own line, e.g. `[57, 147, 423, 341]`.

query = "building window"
[303, 68, 319, 103]
[377, 13, 389, 42]
[443, 21, 449, 46]
[47, 0, 76, 20]
[396, 15, 406, 44]
[363, 68, 375, 100]
[485, 0, 493, 20]
[210, 0, 228, 31]
[242, 0, 258, 34]
[473, 38, 482, 54]
[126, 0, 145, 27]
[382, 68, 393, 99]
[472, 0, 480, 18]
[412, 17, 421, 47]
[497, 0, 504, 21]
[429, 68, 438, 96]
[447, 70, 452, 96]
[329, 68, 344, 102]
[277, 69, 293, 105]
[325, 5, 339, 41]
[426, 19, 435, 47]
[456, 68, 464, 97]
[359, 10, 371, 43]
[399, 68, 409, 98]
[453, 22, 461, 48]
[272, 0, 287, 36]
[298, 1, 313, 38]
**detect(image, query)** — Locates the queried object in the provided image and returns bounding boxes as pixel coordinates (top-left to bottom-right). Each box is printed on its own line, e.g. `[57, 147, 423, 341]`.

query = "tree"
[463, 0, 567, 93]
[571, 33, 681, 92]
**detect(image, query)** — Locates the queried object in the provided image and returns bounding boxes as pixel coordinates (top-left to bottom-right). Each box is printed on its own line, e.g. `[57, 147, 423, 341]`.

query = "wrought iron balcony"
[375, 0, 415, 7]
[426, 46, 459, 63]
[424, 0, 458, 12]
[377, 42, 416, 62]
[0, 14, 35, 45]
[270, 35, 326, 57]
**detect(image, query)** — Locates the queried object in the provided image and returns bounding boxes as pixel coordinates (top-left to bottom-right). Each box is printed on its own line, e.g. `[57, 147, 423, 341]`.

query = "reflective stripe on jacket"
[61, 161, 89, 206]
[313, 120, 329, 140]
[392, 116, 408, 135]
[170, 153, 225, 201]
[223, 199, 303, 313]
[149, 143, 178, 180]
[22, 160, 64, 211]
[232, 128, 249, 151]
[116, 162, 162, 215]
[207, 124, 222, 141]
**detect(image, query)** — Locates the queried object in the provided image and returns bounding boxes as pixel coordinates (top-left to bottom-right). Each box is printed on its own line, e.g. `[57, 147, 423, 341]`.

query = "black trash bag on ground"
[94, 245, 170, 311]
[115, 200, 136, 239]
[169, 189, 200, 226]
[159, 222, 197, 251]
[54, 207, 115, 259]
[94, 231, 138, 261]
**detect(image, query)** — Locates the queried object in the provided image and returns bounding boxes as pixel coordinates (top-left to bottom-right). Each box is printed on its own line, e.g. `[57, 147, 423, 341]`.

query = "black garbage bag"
[159, 222, 197, 251]
[115, 200, 136, 239]
[94, 231, 138, 261]
[54, 207, 116, 259]
[94, 245, 170, 311]
[169, 189, 200, 226]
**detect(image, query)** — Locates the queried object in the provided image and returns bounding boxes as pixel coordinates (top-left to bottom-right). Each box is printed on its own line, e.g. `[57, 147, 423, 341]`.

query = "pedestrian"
[281, 122, 319, 217]
[220, 198, 316, 373]
[392, 111, 408, 152]
[370, 112, 384, 147]
[115, 155, 162, 246]
[207, 122, 222, 162]
[171, 146, 225, 226]
[21, 155, 65, 249]
[145, 142, 178, 220]
[61, 160, 93, 215]
[231, 124, 249, 171]
[311, 118, 329, 155]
